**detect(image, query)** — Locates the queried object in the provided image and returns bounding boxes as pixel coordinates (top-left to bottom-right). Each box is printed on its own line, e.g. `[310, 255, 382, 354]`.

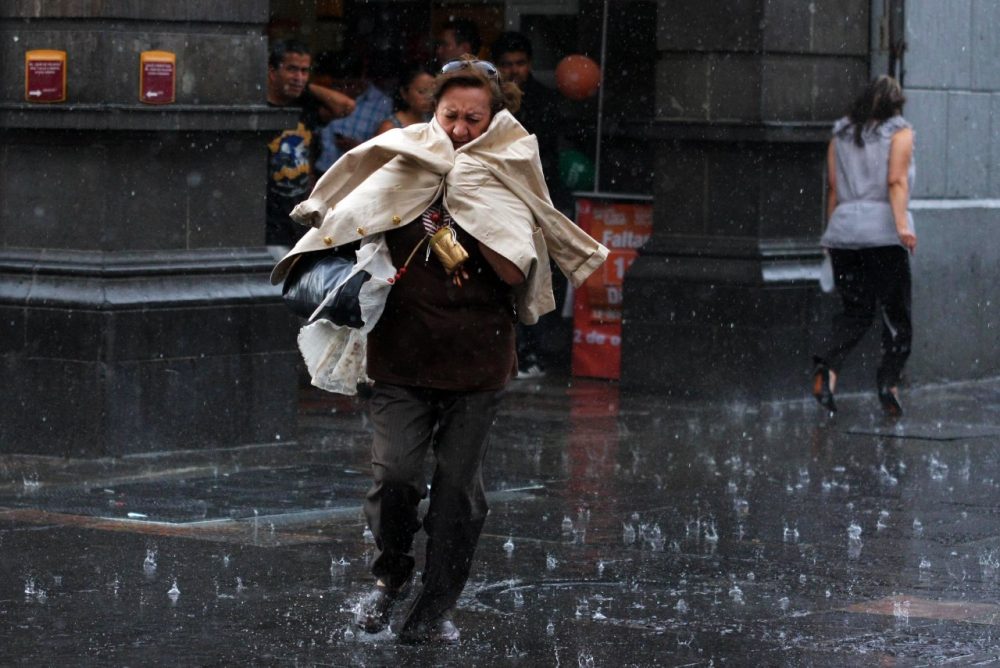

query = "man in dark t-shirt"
[492, 32, 570, 214]
[266, 39, 355, 259]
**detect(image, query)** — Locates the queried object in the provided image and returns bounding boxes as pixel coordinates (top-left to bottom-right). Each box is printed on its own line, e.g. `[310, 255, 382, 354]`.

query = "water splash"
[167, 580, 180, 600]
[892, 597, 910, 624]
[561, 515, 574, 533]
[928, 453, 949, 481]
[704, 521, 719, 543]
[362, 526, 375, 544]
[675, 598, 689, 614]
[622, 523, 636, 545]
[783, 523, 800, 543]
[546, 554, 558, 570]
[878, 464, 898, 486]
[847, 522, 862, 540]
[503, 536, 515, 554]
[913, 518, 924, 536]
[143, 548, 158, 576]
[728, 585, 745, 605]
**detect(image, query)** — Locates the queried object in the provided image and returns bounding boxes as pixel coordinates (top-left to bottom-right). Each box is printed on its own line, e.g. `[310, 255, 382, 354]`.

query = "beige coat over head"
[270, 110, 608, 325]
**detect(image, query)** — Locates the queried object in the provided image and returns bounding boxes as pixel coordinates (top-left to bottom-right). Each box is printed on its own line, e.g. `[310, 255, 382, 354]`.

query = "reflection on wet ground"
[3, 378, 1000, 664]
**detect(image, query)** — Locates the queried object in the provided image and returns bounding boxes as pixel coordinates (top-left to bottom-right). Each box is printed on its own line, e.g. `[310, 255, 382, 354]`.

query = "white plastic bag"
[298, 237, 396, 395]
[818, 251, 834, 293]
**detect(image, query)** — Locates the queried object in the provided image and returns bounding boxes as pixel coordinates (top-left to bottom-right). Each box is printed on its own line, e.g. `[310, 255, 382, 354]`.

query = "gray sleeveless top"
[820, 115, 915, 249]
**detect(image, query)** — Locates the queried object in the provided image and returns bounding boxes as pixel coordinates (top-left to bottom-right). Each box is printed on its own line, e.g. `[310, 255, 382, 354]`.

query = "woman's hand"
[898, 229, 917, 254]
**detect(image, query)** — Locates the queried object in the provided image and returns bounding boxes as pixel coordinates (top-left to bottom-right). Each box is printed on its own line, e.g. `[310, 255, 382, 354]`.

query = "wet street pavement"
[3, 377, 1000, 666]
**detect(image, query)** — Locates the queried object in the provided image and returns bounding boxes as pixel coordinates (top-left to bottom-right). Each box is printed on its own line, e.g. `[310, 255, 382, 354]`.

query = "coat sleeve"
[482, 141, 608, 288]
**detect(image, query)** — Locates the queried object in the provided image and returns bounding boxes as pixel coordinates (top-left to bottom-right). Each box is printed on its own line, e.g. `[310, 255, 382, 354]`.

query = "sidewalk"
[2, 377, 1000, 665]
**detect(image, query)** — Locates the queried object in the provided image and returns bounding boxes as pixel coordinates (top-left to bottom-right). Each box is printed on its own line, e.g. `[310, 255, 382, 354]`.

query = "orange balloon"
[555, 55, 601, 101]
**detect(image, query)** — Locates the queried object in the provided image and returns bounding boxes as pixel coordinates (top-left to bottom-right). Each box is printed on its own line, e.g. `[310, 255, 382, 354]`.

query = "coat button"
[322, 236, 333, 246]
[392, 215, 402, 225]
[356, 226, 366, 236]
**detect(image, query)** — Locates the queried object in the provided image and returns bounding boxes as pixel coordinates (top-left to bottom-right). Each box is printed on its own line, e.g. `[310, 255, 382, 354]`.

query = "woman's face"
[402, 73, 435, 115]
[435, 85, 492, 149]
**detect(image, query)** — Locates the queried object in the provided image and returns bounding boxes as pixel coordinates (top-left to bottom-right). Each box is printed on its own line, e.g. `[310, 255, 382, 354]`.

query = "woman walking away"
[812, 75, 916, 417]
[271, 55, 607, 644]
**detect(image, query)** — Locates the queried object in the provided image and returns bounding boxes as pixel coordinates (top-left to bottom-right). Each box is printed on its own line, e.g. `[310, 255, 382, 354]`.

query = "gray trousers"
[364, 382, 500, 620]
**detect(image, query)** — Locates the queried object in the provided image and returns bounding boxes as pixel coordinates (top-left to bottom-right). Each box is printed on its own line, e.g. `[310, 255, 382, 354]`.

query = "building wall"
[902, 0, 1000, 383]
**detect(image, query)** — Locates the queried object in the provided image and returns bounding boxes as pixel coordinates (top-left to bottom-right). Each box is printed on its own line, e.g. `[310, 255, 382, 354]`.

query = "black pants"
[818, 246, 912, 388]
[364, 383, 500, 622]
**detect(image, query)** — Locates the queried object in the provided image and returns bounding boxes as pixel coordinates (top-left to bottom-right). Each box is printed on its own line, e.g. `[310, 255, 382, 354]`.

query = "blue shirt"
[316, 83, 392, 173]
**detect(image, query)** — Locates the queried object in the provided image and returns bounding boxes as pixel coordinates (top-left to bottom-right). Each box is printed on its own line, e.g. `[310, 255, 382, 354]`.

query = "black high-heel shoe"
[878, 385, 903, 418]
[811, 359, 837, 413]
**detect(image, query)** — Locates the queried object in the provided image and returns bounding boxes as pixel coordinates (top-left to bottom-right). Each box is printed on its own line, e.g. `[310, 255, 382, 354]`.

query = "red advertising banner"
[572, 196, 653, 379]
[25, 50, 67, 103]
[140, 51, 176, 104]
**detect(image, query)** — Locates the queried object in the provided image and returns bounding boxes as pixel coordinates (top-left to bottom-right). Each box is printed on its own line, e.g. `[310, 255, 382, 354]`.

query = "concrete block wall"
[898, 0, 1000, 383]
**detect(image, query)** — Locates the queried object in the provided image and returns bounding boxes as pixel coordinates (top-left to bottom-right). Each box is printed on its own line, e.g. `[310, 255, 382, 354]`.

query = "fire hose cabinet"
[25, 49, 67, 103]
[140, 50, 176, 104]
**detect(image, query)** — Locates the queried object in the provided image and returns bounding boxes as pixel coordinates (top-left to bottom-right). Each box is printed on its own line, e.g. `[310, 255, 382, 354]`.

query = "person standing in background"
[493, 31, 570, 378]
[376, 63, 436, 135]
[266, 39, 355, 260]
[315, 52, 393, 174]
[812, 75, 916, 417]
[434, 18, 480, 67]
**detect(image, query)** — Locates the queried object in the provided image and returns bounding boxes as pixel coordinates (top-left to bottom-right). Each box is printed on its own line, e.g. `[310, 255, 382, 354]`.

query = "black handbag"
[281, 248, 372, 327]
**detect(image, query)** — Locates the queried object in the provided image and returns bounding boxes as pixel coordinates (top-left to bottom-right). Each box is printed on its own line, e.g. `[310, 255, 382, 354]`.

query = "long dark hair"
[393, 63, 435, 112]
[848, 75, 906, 147]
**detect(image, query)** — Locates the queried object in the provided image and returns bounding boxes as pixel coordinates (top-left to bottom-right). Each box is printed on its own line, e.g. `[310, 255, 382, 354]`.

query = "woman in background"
[376, 63, 436, 134]
[812, 75, 916, 417]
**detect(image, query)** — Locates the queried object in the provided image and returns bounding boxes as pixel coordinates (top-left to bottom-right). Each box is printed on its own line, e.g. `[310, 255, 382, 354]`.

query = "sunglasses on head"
[440, 59, 499, 80]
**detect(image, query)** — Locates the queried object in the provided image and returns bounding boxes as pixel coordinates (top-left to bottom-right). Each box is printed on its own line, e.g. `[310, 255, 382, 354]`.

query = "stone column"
[0, 1, 300, 455]
[621, 0, 869, 399]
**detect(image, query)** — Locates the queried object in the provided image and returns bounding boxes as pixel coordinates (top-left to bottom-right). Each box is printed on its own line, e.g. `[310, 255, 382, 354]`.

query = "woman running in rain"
[271, 55, 607, 643]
